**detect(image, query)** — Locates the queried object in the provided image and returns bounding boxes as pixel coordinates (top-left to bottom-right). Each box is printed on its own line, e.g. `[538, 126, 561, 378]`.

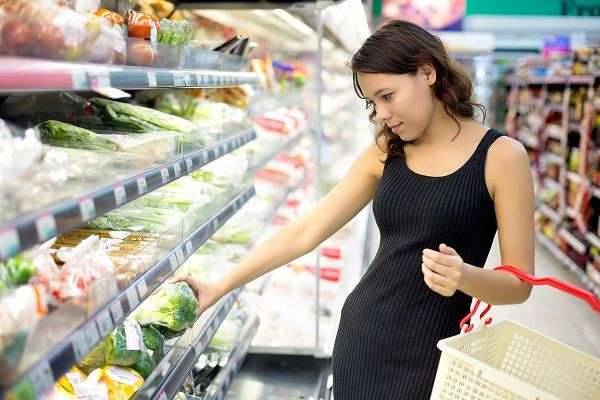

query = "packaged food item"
[95, 8, 124, 26]
[0, 0, 126, 63]
[57, 366, 87, 394]
[81, 322, 144, 369]
[84, 366, 143, 400]
[126, 9, 159, 40]
[133, 282, 198, 339]
[37, 120, 120, 151]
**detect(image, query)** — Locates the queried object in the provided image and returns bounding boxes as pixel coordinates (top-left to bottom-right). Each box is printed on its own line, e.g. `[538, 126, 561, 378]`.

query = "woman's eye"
[382, 93, 393, 101]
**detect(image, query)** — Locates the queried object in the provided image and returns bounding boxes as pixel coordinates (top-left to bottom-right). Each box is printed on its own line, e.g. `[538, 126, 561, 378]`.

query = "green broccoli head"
[133, 282, 198, 333]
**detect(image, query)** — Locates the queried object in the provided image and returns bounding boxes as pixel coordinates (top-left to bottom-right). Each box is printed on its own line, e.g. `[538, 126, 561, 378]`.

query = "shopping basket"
[430, 265, 600, 400]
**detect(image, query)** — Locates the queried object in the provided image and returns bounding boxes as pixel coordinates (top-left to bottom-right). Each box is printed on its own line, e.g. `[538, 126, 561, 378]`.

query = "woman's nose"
[373, 105, 391, 124]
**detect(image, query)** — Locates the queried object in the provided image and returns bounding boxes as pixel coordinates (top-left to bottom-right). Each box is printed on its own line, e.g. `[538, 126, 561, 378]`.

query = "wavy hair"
[351, 20, 485, 157]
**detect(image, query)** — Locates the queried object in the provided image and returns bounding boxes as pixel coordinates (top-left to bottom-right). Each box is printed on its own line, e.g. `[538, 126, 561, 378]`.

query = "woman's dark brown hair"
[351, 20, 485, 157]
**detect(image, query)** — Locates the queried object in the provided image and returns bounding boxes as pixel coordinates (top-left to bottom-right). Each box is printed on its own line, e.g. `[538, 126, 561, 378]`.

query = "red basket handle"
[460, 265, 600, 333]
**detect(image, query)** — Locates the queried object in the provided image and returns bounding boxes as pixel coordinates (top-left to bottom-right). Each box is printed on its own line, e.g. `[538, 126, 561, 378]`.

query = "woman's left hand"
[421, 244, 464, 297]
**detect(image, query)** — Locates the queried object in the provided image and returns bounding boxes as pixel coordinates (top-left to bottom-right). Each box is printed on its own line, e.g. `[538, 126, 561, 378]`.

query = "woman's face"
[357, 68, 436, 142]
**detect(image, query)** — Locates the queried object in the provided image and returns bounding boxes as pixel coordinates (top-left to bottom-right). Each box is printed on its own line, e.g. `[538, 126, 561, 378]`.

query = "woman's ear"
[419, 64, 437, 86]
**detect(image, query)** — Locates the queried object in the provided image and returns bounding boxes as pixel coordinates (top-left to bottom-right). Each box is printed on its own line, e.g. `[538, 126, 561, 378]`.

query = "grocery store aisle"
[487, 235, 600, 357]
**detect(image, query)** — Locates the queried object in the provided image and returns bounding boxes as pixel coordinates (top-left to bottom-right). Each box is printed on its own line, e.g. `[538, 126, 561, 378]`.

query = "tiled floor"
[486, 234, 600, 357]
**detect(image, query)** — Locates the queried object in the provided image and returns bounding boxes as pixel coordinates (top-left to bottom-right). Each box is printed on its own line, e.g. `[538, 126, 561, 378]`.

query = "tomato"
[2, 20, 33, 47]
[127, 40, 155, 66]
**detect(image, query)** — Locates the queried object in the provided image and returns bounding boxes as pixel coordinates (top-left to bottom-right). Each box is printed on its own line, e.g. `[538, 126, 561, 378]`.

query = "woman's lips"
[389, 122, 404, 134]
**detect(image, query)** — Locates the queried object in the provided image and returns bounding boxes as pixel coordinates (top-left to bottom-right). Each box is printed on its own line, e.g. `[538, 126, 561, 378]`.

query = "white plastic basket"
[430, 265, 600, 400]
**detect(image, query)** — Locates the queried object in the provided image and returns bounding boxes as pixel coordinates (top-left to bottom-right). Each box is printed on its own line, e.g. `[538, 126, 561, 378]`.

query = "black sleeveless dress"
[332, 129, 504, 399]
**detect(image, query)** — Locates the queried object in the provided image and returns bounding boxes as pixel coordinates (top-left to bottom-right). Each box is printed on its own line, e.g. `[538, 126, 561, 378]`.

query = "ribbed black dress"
[332, 129, 504, 399]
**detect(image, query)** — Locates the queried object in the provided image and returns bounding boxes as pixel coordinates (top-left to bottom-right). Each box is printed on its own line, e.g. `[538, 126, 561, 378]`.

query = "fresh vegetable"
[141, 325, 164, 363]
[132, 349, 156, 378]
[37, 120, 119, 151]
[3, 256, 36, 286]
[126, 10, 159, 40]
[81, 324, 143, 369]
[133, 282, 198, 334]
[157, 19, 193, 46]
[127, 40, 156, 67]
[89, 97, 195, 133]
[86, 214, 131, 231]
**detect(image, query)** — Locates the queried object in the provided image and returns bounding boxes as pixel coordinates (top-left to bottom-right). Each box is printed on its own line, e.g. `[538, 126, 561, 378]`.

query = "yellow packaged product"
[87, 366, 143, 400]
[57, 366, 86, 394]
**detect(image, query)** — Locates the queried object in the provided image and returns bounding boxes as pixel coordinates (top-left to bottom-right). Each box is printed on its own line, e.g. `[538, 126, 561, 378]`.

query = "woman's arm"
[182, 143, 384, 311]
[421, 136, 535, 305]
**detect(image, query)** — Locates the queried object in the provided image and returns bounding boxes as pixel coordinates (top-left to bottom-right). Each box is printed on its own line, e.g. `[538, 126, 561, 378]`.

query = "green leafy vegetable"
[4, 256, 36, 286]
[132, 350, 156, 378]
[37, 120, 119, 151]
[90, 97, 195, 133]
[141, 325, 164, 363]
[81, 324, 142, 368]
[133, 282, 198, 334]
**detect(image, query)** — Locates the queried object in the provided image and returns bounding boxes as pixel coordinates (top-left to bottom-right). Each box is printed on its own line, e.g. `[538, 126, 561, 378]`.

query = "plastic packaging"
[0, 0, 126, 64]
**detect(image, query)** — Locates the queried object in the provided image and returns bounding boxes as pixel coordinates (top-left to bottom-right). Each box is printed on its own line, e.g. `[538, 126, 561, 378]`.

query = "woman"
[180, 21, 535, 399]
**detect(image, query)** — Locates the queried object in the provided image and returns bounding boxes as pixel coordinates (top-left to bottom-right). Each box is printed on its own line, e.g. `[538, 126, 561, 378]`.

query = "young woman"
[180, 21, 535, 398]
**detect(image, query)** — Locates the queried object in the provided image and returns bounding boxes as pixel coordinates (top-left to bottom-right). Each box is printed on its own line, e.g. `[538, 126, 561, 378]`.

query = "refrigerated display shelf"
[0, 128, 256, 261]
[199, 314, 260, 400]
[256, 175, 306, 296]
[0, 187, 255, 400]
[559, 228, 587, 255]
[543, 153, 564, 165]
[0, 57, 258, 93]
[567, 171, 582, 184]
[536, 231, 600, 298]
[507, 75, 596, 86]
[543, 178, 561, 191]
[538, 203, 561, 224]
[249, 133, 303, 173]
[134, 289, 243, 400]
[586, 232, 600, 249]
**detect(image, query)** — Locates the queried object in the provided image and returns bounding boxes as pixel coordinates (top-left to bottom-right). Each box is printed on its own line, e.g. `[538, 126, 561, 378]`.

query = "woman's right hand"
[174, 276, 224, 315]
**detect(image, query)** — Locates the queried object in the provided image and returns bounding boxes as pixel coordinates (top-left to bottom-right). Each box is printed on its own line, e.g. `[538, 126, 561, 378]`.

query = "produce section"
[506, 47, 600, 298]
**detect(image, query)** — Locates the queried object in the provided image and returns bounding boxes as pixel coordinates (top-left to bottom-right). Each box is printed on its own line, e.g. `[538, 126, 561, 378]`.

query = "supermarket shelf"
[538, 203, 561, 224]
[0, 128, 256, 261]
[544, 104, 564, 114]
[566, 171, 582, 184]
[508, 75, 594, 86]
[249, 91, 303, 116]
[1, 187, 255, 400]
[566, 206, 578, 219]
[249, 133, 303, 172]
[0, 57, 257, 93]
[134, 289, 243, 400]
[202, 315, 260, 400]
[542, 152, 563, 165]
[586, 232, 600, 250]
[536, 231, 600, 299]
[518, 132, 538, 149]
[558, 228, 587, 255]
[568, 122, 582, 133]
[256, 176, 306, 296]
[543, 178, 561, 191]
[248, 346, 318, 356]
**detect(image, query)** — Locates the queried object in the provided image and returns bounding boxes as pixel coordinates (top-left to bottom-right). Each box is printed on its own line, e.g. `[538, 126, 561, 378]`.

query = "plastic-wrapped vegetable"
[141, 325, 164, 363]
[2, 255, 36, 286]
[84, 366, 143, 400]
[133, 282, 198, 338]
[81, 322, 144, 369]
[37, 121, 120, 151]
[132, 349, 156, 378]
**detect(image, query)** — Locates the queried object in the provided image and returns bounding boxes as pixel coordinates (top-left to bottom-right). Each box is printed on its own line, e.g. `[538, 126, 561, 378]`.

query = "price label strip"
[173, 162, 182, 178]
[185, 240, 194, 257]
[175, 246, 185, 265]
[96, 309, 113, 336]
[110, 300, 124, 323]
[0, 227, 20, 259]
[185, 157, 193, 172]
[114, 184, 126, 206]
[84, 321, 101, 350]
[126, 286, 140, 311]
[35, 214, 57, 241]
[72, 330, 90, 361]
[173, 72, 185, 86]
[28, 361, 54, 396]
[169, 253, 178, 270]
[79, 197, 96, 220]
[147, 71, 157, 87]
[137, 279, 148, 298]
[137, 176, 148, 195]
[160, 167, 170, 184]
